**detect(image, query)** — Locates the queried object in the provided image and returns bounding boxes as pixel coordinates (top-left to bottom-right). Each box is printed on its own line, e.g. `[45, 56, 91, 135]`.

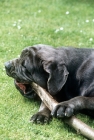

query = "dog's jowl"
[5, 44, 94, 123]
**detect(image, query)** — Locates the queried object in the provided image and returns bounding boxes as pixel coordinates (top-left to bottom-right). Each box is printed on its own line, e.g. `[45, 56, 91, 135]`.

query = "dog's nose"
[4, 61, 11, 70]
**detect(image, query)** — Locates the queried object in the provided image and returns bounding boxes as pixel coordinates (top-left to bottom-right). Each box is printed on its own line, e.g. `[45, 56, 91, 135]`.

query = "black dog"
[5, 44, 94, 123]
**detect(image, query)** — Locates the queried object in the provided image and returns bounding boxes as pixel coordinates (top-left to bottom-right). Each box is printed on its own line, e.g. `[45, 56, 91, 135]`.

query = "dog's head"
[5, 44, 69, 95]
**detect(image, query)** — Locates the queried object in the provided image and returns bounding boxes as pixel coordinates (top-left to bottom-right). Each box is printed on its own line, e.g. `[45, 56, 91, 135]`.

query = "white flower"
[55, 27, 64, 33]
[13, 23, 16, 27]
[86, 20, 89, 23]
[17, 55, 20, 57]
[2, 68, 5, 71]
[60, 27, 64, 30]
[8, 49, 11, 52]
[66, 11, 69, 15]
[18, 19, 22, 23]
[89, 38, 93, 41]
[79, 43, 82, 46]
[17, 25, 21, 30]
[55, 29, 59, 33]
[93, 19, 94, 22]
[38, 10, 41, 13]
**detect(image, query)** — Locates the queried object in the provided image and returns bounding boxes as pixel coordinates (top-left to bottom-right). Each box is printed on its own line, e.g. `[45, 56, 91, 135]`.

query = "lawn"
[0, 0, 94, 140]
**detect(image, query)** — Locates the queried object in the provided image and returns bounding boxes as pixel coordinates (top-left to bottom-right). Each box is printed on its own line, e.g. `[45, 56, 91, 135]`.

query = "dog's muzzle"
[5, 61, 12, 71]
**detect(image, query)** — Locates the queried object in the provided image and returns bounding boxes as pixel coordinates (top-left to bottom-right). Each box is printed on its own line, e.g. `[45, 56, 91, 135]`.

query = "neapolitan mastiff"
[5, 44, 94, 123]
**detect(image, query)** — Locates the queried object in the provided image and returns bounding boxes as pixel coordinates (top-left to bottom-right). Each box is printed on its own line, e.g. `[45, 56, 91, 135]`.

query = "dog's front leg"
[30, 102, 51, 124]
[51, 96, 94, 118]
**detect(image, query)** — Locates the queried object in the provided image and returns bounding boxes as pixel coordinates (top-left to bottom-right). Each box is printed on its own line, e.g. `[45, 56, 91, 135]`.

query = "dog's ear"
[43, 61, 69, 95]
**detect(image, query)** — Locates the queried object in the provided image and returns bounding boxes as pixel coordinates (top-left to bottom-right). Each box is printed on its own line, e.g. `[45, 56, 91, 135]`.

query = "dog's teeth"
[65, 113, 67, 116]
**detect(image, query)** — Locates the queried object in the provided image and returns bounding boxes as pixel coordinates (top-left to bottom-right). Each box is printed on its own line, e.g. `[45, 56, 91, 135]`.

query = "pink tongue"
[16, 83, 26, 94]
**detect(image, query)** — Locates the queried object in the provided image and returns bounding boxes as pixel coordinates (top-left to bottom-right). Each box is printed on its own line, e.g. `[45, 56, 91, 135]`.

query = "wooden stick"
[32, 82, 94, 140]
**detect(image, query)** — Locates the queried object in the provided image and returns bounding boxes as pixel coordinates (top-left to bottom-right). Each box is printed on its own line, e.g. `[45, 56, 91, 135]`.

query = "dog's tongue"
[16, 82, 26, 94]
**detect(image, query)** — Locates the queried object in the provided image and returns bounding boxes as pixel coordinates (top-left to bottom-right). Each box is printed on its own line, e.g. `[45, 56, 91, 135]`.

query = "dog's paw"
[30, 112, 51, 124]
[51, 102, 75, 118]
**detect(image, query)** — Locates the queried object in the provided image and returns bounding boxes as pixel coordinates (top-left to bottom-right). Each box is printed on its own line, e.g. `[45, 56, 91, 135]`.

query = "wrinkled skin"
[5, 44, 94, 124]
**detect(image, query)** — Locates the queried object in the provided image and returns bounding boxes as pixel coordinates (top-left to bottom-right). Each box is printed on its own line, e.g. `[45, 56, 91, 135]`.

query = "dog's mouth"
[15, 80, 37, 99]
[16, 81, 27, 94]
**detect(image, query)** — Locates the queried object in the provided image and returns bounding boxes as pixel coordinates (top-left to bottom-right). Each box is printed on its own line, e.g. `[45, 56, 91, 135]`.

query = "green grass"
[0, 0, 94, 139]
